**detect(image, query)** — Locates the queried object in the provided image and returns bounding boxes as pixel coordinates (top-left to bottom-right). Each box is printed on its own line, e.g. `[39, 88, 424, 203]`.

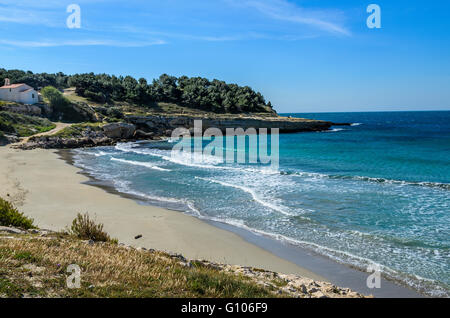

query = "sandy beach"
[0, 145, 325, 281]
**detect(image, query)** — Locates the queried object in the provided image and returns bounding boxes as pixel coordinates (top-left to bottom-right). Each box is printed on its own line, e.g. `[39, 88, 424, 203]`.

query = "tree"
[2, 68, 276, 114]
[41, 86, 74, 121]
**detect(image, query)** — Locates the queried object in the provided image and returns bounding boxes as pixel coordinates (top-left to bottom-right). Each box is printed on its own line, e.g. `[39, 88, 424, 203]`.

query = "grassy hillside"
[0, 111, 55, 137]
[63, 88, 277, 119]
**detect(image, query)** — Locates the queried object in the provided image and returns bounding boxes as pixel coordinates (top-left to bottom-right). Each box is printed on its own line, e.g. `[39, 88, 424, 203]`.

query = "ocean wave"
[112, 180, 186, 206]
[94, 150, 121, 157]
[115, 142, 280, 175]
[181, 204, 449, 298]
[289, 171, 450, 190]
[117, 142, 449, 190]
[70, 148, 450, 297]
[325, 128, 347, 133]
[197, 177, 295, 216]
[73, 148, 121, 158]
[116, 142, 223, 168]
[328, 174, 450, 190]
[110, 157, 171, 172]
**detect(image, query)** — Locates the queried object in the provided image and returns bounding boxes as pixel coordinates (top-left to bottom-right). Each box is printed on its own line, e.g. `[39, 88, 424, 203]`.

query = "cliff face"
[127, 115, 333, 135]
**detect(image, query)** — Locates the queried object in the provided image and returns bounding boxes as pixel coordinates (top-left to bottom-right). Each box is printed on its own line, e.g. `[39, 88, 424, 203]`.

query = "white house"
[0, 78, 39, 105]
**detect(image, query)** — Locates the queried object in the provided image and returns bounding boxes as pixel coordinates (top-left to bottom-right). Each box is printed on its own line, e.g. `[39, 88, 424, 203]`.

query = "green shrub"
[106, 107, 124, 119]
[41, 86, 70, 112]
[187, 271, 272, 297]
[84, 90, 106, 103]
[69, 213, 117, 243]
[53, 123, 103, 139]
[0, 111, 55, 137]
[0, 197, 36, 229]
[41, 86, 86, 122]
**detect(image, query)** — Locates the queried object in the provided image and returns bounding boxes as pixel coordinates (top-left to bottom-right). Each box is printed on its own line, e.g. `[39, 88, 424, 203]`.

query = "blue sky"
[0, 0, 449, 112]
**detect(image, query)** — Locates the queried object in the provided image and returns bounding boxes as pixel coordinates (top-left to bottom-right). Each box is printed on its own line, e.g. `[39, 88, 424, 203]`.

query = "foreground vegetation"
[0, 235, 281, 298]
[0, 197, 36, 229]
[0, 199, 282, 297]
[0, 198, 365, 298]
[0, 198, 278, 298]
[0, 216, 275, 297]
[0, 198, 273, 298]
[69, 213, 118, 244]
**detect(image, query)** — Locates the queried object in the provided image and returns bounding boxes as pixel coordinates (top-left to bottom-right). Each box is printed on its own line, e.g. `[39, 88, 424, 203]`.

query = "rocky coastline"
[15, 115, 349, 150]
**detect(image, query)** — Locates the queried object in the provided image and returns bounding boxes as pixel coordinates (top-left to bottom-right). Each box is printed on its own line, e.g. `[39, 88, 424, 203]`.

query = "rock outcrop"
[103, 123, 136, 139]
[0, 134, 20, 146]
[185, 260, 368, 298]
[17, 122, 141, 150]
[127, 115, 336, 135]
[16, 115, 349, 150]
[0, 104, 43, 116]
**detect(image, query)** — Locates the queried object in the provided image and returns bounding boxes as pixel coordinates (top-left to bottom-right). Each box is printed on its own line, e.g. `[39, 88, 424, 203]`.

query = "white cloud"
[109, 25, 258, 42]
[0, 39, 166, 48]
[0, 0, 350, 50]
[227, 0, 350, 36]
[0, 6, 58, 27]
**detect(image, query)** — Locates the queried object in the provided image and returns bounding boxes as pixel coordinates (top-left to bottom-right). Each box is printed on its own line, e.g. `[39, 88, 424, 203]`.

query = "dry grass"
[0, 234, 281, 298]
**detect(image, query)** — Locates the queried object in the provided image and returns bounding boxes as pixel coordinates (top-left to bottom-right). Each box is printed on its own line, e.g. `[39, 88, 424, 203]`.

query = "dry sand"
[0, 146, 325, 281]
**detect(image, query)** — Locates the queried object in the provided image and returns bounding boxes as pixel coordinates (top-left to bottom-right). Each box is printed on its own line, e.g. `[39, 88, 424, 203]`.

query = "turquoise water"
[72, 111, 450, 297]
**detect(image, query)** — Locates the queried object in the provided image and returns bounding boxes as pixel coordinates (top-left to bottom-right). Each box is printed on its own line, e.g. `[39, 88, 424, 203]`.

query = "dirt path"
[15, 122, 71, 145]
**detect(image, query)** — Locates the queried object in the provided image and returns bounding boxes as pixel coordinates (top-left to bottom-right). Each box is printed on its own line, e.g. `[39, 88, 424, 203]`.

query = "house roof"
[21, 88, 35, 93]
[0, 83, 27, 89]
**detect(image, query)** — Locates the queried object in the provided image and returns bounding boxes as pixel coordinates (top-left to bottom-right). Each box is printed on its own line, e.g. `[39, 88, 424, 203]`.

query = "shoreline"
[0, 145, 422, 297]
[64, 148, 422, 298]
[0, 146, 324, 280]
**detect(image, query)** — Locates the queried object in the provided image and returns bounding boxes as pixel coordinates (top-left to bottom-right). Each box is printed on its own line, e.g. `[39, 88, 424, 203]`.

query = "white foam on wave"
[351, 123, 363, 126]
[183, 204, 448, 297]
[115, 142, 280, 175]
[326, 128, 346, 133]
[94, 150, 121, 157]
[110, 157, 171, 172]
[289, 170, 450, 191]
[197, 177, 294, 216]
[116, 143, 221, 168]
[75, 144, 450, 297]
[112, 179, 183, 205]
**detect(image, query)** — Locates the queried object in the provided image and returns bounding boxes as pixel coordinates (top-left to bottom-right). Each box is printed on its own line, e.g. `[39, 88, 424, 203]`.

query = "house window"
[32, 94, 35, 98]
[9, 89, 11, 92]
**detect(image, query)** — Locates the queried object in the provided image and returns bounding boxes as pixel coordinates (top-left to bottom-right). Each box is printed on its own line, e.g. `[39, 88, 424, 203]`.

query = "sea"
[71, 111, 450, 297]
